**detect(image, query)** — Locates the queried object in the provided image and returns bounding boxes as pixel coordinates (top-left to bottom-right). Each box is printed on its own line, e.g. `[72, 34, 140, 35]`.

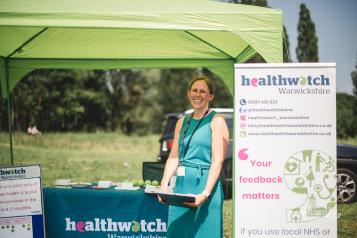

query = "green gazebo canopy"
[0, 0, 283, 95]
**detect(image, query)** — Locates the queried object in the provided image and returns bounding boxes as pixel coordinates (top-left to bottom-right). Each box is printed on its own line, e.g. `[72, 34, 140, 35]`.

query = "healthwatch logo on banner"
[65, 218, 166, 233]
[240, 74, 330, 87]
[240, 74, 331, 95]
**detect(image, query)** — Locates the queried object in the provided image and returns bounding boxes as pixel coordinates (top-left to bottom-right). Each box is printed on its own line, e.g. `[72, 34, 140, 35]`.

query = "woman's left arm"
[186, 115, 229, 207]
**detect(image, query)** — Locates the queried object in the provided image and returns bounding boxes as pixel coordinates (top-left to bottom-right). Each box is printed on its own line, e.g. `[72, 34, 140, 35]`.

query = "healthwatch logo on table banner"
[240, 74, 331, 95]
[0, 168, 26, 180]
[65, 218, 166, 233]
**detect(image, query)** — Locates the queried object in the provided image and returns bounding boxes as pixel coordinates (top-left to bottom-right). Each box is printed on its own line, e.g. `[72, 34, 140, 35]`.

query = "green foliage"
[157, 69, 193, 115]
[352, 58, 357, 136]
[336, 93, 356, 139]
[336, 57, 357, 140]
[283, 26, 291, 62]
[117, 69, 162, 135]
[1, 67, 233, 135]
[296, 4, 319, 62]
[1, 68, 163, 135]
[10, 69, 112, 132]
[352, 59, 357, 92]
[157, 68, 233, 116]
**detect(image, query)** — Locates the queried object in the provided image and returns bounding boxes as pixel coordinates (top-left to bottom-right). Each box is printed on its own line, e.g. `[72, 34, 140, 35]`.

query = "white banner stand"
[234, 63, 336, 238]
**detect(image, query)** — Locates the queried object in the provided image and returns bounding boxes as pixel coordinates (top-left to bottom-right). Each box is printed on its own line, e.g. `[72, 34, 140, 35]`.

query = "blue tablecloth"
[44, 188, 168, 238]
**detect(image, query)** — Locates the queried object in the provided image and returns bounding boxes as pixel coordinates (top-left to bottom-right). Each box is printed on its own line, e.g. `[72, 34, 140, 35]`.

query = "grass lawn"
[1, 132, 356, 237]
[338, 203, 357, 238]
[0, 132, 159, 185]
[339, 137, 357, 146]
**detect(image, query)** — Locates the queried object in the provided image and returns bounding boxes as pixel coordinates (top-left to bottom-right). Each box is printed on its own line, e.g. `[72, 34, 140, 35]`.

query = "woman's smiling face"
[187, 80, 213, 110]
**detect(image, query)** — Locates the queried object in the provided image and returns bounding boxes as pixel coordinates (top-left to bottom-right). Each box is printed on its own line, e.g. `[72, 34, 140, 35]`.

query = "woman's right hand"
[157, 184, 168, 204]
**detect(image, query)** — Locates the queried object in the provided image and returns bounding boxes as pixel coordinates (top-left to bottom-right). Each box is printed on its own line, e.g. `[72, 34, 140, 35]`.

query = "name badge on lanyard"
[177, 166, 185, 176]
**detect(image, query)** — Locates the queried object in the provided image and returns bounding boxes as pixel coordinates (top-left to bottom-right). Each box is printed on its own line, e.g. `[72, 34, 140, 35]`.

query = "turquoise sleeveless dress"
[167, 111, 223, 238]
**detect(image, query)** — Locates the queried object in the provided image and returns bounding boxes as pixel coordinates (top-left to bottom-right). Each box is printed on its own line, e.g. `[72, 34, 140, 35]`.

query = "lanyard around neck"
[180, 109, 209, 161]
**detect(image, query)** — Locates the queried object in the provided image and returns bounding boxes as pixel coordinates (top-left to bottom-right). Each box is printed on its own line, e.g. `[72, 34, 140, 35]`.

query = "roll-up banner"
[0, 165, 45, 238]
[234, 63, 336, 238]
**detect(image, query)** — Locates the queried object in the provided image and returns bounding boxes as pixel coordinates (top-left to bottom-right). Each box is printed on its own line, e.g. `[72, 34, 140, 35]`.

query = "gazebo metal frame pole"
[1, 30, 46, 166]
[5, 58, 14, 165]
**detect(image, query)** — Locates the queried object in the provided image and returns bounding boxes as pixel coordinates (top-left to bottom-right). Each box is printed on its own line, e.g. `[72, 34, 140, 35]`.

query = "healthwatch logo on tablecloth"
[65, 218, 167, 233]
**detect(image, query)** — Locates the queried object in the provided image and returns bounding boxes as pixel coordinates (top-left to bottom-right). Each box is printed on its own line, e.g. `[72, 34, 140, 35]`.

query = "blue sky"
[268, 0, 357, 94]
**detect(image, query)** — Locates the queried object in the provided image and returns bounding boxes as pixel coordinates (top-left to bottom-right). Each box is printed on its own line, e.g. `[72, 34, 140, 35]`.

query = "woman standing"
[159, 76, 229, 238]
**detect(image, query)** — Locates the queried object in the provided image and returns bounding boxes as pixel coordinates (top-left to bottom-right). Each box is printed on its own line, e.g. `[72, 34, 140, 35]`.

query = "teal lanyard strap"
[180, 109, 209, 162]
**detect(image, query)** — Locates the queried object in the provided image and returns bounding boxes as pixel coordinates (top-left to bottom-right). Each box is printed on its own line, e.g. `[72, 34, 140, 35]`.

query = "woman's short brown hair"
[188, 76, 214, 94]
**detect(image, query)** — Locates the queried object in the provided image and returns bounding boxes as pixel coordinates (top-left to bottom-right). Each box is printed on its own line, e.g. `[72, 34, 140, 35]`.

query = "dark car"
[157, 109, 357, 203]
[337, 144, 357, 203]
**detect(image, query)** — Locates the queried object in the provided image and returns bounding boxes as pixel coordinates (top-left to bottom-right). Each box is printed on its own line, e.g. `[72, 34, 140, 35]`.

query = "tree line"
[0, 68, 234, 135]
[337, 62, 357, 139]
[295, 3, 357, 138]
